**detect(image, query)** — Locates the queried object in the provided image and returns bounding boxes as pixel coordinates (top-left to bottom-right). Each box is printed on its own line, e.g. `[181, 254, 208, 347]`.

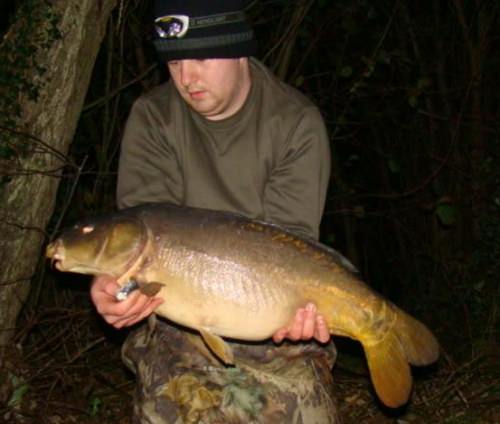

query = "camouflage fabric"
[122, 318, 340, 424]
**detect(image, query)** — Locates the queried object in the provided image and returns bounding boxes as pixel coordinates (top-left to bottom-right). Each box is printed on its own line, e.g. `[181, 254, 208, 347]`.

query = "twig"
[0, 125, 75, 166]
[49, 155, 88, 239]
[82, 63, 157, 113]
[28, 155, 88, 310]
[68, 337, 106, 364]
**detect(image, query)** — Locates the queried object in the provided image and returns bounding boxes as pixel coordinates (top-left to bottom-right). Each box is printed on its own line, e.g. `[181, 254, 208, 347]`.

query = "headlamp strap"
[189, 11, 247, 30]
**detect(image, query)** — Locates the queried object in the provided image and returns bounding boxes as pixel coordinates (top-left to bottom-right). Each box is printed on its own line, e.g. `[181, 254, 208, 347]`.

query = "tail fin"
[394, 309, 440, 366]
[364, 331, 412, 408]
[363, 308, 439, 408]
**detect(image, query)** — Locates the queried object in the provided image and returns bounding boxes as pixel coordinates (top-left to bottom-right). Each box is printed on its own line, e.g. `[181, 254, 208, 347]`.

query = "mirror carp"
[46, 202, 439, 408]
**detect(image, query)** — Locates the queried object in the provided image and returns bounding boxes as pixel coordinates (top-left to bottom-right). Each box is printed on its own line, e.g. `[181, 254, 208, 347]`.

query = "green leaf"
[89, 397, 102, 416]
[349, 80, 365, 94]
[325, 233, 336, 245]
[353, 205, 365, 218]
[377, 50, 391, 65]
[408, 96, 418, 108]
[436, 204, 457, 226]
[294, 75, 304, 87]
[340, 66, 353, 78]
[388, 158, 400, 174]
[341, 17, 357, 32]
[474, 281, 485, 292]
[336, 114, 347, 126]
[417, 78, 431, 90]
[8, 383, 29, 407]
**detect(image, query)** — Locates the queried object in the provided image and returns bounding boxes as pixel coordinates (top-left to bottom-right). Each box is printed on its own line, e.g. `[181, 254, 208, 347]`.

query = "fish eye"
[81, 225, 95, 234]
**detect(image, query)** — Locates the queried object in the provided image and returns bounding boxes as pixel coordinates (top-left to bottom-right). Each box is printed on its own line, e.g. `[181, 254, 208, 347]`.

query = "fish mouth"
[51, 257, 65, 271]
[45, 241, 65, 270]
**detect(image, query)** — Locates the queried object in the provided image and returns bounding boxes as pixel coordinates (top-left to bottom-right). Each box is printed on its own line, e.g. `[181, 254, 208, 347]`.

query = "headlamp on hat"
[153, 0, 257, 61]
[155, 11, 248, 39]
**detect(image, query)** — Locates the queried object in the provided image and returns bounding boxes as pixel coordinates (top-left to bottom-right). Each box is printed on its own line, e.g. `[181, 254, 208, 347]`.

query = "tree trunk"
[0, 0, 116, 352]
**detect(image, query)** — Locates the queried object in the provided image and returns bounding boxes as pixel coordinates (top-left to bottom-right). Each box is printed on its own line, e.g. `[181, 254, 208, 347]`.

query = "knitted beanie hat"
[153, 0, 257, 61]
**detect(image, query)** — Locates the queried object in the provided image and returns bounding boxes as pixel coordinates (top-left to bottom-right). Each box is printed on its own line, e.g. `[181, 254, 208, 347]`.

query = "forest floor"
[334, 352, 500, 424]
[1, 304, 499, 424]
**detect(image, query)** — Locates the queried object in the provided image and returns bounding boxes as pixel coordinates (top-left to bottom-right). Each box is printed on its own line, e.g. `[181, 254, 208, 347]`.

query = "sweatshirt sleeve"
[263, 107, 331, 240]
[116, 97, 183, 209]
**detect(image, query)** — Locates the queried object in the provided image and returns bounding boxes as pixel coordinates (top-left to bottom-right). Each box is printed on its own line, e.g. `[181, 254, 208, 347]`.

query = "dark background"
[1, 0, 499, 422]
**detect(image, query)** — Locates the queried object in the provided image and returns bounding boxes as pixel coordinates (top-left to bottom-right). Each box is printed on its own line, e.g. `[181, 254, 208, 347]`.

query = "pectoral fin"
[199, 328, 234, 365]
[138, 281, 164, 297]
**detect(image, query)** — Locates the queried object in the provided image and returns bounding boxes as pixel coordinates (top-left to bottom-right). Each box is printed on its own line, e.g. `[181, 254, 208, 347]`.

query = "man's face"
[167, 58, 251, 121]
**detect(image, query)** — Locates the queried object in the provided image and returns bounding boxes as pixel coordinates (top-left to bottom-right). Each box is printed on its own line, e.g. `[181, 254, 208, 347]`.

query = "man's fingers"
[272, 327, 288, 344]
[120, 292, 152, 317]
[314, 315, 330, 343]
[95, 290, 141, 316]
[288, 308, 305, 341]
[302, 303, 316, 339]
[272, 304, 331, 344]
[110, 297, 164, 328]
[122, 293, 164, 320]
[91, 276, 119, 296]
[123, 299, 163, 327]
[102, 281, 121, 297]
[109, 314, 138, 328]
[90, 275, 164, 329]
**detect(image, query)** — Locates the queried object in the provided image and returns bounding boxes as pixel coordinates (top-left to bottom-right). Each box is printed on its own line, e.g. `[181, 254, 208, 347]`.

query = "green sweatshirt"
[117, 58, 330, 239]
[118, 61, 338, 417]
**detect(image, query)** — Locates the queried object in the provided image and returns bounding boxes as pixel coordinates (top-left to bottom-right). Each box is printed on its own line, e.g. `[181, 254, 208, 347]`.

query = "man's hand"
[272, 303, 330, 344]
[90, 275, 164, 329]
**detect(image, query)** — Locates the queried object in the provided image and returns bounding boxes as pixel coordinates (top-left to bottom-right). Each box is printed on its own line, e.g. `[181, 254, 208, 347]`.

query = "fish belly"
[151, 281, 300, 341]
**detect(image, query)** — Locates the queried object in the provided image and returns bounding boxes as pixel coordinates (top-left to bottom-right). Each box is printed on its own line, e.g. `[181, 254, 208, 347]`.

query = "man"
[91, 1, 339, 422]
